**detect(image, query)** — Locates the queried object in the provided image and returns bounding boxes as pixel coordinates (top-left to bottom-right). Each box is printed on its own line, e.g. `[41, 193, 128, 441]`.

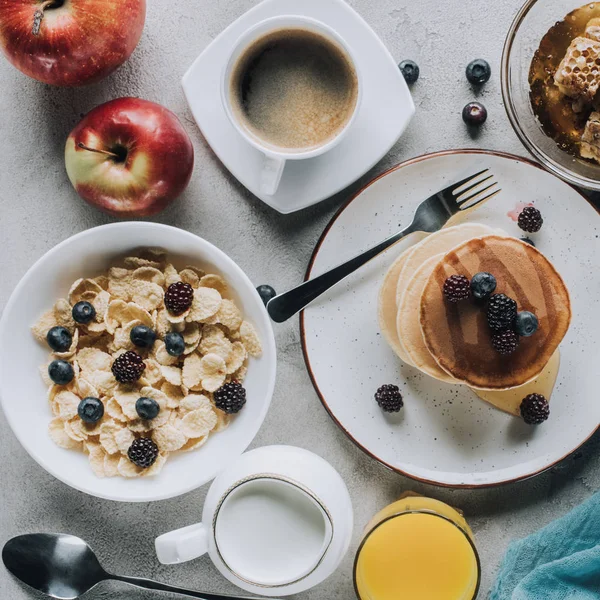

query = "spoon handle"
[110, 573, 276, 600]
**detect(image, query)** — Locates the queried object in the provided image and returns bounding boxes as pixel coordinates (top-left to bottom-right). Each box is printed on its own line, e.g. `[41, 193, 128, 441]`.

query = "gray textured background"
[1, 1, 598, 599]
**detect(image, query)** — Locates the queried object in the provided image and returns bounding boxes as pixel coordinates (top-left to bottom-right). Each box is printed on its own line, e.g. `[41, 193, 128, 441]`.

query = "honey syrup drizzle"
[530, 2, 600, 157]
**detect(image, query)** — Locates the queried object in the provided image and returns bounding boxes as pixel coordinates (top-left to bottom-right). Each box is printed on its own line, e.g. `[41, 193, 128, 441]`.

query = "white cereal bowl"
[0, 222, 277, 502]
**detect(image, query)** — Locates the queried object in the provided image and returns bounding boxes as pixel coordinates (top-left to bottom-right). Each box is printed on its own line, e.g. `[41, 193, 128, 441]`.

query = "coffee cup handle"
[260, 154, 286, 196]
[155, 523, 209, 565]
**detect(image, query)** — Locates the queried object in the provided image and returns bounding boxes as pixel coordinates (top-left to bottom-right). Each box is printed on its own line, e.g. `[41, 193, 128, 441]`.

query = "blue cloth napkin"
[489, 492, 600, 599]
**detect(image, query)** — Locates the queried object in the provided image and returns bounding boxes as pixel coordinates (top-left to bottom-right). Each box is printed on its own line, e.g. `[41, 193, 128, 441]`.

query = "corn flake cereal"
[34, 251, 261, 478]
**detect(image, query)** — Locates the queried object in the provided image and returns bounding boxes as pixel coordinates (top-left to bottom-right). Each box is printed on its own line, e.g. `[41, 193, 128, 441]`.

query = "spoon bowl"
[2, 534, 106, 600]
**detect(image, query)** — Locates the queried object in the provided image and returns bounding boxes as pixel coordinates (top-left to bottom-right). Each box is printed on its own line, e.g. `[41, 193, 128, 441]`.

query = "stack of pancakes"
[378, 224, 571, 414]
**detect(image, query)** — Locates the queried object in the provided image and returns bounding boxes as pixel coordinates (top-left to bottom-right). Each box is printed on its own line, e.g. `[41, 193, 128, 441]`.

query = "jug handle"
[155, 523, 209, 565]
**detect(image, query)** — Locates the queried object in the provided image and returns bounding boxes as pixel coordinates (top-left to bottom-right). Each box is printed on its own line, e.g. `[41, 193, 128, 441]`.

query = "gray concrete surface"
[0, 1, 598, 599]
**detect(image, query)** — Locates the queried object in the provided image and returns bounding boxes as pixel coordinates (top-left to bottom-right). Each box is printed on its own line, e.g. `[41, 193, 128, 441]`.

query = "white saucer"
[182, 0, 414, 214]
[301, 150, 600, 488]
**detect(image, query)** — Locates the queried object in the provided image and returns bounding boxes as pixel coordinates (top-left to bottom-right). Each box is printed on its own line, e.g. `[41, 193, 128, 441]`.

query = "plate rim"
[300, 147, 599, 489]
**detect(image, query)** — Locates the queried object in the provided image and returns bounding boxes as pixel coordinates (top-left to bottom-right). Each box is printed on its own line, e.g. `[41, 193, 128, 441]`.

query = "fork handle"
[267, 224, 416, 323]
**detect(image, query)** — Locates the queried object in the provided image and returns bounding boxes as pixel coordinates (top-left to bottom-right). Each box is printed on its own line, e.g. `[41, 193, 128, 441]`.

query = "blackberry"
[127, 438, 159, 468]
[375, 384, 404, 413]
[164, 282, 194, 315]
[111, 351, 146, 383]
[46, 326, 72, 352]
[517, 206, 543, 233]
[214, 381, 247, 414]
[443, 275, 471, 302]
[521, 237, 535, 247]
[491, 329, 520, 355]
[520, 394, 550, 425]
[486, 294, 517, 331]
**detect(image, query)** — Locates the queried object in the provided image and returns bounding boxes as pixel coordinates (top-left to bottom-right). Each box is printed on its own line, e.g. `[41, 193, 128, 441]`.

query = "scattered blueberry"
[521, 237, 536, 247]
[46, 326, 72, 352]
[136, 397, 160, 420]
[256, 285, 276, 306]
[48, 360, 74, 385]
[78, 397, 104, 424]
[462, 102, 487, 126]
[514, 311, 539, 337]
[72, 301, 96, 324]
[466, 59, 491, 85]
[130, 325, 156, 349]
[399, 60, 420, 84]
[470, 272, 497, 300]
[165, 332, 185, 357]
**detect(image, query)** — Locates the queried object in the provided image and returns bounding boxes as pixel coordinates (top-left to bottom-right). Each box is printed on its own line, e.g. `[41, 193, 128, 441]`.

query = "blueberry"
[78, 397, 104, 423]
[470, 272, 497, 300]
[466, 59, 491, 85]
[521, 237, 536, 247]
[462, 102, 487, 126]
[130, 325, 156, 349]
[256, 285, 276, 306]
[48, 360, 74, 385]
[399, 60, 420, 84]
[46, 326, 72, 352]
[136, 397, 160, 420]
[165, 332, 185, 357]
[72, 301, 96, 324]
[514, 311, 539, 337]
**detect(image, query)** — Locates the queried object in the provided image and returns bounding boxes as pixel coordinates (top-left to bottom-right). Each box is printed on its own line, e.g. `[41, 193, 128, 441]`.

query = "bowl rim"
[501, 0, 600, 191]
[0, 222, 277, 502]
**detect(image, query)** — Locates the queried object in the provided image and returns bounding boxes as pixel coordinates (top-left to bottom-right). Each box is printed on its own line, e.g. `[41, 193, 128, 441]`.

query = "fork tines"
[452, 168, 500, 211]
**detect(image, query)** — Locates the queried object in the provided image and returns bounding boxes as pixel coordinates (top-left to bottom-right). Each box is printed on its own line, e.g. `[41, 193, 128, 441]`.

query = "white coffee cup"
[221, 15, 363, 196]
[155, 445, 353, 596]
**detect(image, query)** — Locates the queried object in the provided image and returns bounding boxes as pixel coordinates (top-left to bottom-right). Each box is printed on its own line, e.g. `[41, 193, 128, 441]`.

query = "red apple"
[0, 0, 145, 86]
[65, 98, 194, 217]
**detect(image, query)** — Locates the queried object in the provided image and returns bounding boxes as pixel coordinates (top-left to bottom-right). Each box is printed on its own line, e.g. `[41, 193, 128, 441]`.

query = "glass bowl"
[502, 0, 600, 190]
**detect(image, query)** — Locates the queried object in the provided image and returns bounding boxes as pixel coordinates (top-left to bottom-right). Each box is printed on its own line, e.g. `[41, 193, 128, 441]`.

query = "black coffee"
[230, 28, 358, 151]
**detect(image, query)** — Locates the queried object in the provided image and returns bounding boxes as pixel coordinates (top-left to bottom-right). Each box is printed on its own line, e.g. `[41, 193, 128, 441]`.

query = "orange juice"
[354, 495, 480, 600]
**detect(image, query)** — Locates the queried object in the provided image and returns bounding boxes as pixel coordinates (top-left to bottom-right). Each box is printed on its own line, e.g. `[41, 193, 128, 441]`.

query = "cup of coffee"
[155, 445, 353, 597]
[221, 16, 362, 196]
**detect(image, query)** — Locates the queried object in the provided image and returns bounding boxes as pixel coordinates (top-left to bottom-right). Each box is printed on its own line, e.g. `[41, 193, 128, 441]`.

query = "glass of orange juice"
[354, 494, 480, 600]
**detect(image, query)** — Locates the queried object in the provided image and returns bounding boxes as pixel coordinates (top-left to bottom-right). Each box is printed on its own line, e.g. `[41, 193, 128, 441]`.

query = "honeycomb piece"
[580, 111, 600, 162]
[554, 36, 600, 101]
[585, 18, 600, 42]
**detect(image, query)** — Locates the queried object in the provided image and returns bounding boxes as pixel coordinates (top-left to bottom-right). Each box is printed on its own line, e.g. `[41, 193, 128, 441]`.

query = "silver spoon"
[3, 533, 278, 600]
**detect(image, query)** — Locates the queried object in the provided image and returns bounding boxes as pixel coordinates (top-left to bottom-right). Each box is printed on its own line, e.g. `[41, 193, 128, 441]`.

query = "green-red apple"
[0, 0, 146, 86]
[65, 98, 194, 217]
